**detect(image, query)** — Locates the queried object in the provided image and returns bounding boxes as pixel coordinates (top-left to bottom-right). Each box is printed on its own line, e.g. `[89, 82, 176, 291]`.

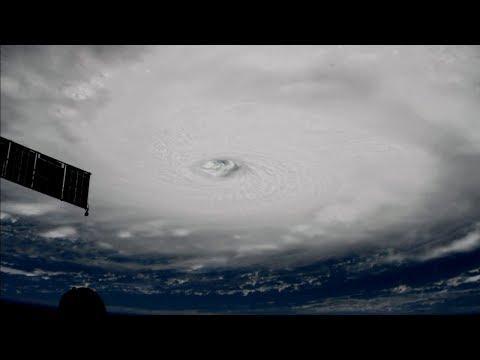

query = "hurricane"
[2, 45, 480, 270]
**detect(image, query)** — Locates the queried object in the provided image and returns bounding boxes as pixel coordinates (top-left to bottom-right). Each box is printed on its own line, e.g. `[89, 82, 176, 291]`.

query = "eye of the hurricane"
[199, 159, 239, 178]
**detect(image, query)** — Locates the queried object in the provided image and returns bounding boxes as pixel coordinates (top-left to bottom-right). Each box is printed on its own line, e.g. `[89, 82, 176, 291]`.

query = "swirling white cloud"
[1, 45, 480, 269]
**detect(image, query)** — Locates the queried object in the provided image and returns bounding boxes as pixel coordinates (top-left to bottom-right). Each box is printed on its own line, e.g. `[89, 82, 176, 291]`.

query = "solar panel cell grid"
[0, 137, 91, 212]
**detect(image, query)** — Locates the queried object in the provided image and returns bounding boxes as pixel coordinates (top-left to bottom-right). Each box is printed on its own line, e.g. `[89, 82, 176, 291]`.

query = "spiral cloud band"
[1, 45, 480, 270]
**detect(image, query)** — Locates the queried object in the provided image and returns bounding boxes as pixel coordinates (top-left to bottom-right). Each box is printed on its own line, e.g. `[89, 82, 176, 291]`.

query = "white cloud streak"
[1, 202, 58, 217]
[39, 226, 77, 240]
[0, 266, 64, 277]
[421, 227, 480, 260]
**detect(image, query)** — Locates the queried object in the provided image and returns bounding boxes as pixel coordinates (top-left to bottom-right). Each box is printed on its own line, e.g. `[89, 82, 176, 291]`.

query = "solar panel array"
[0, 137, 91, 212]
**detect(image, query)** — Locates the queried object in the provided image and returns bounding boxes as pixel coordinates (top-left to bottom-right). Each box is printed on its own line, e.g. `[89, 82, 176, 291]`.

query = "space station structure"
[0, 136, 91, 216]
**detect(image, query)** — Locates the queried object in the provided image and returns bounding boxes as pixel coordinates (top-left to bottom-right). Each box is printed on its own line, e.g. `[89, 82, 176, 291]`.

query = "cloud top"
[2, 45, 480, 269]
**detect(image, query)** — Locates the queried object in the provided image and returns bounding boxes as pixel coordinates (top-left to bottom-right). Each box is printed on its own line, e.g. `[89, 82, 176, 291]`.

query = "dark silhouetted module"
[0, 137, 91, 214]
[58, 287, 106, 320]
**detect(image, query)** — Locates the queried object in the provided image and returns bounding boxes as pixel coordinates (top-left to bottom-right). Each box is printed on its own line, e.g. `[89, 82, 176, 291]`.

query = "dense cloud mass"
[1, 45, 480, 271]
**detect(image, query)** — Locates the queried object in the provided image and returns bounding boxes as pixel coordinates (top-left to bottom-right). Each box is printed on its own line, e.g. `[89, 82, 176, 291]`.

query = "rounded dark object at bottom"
[58, 287, 106, 320]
